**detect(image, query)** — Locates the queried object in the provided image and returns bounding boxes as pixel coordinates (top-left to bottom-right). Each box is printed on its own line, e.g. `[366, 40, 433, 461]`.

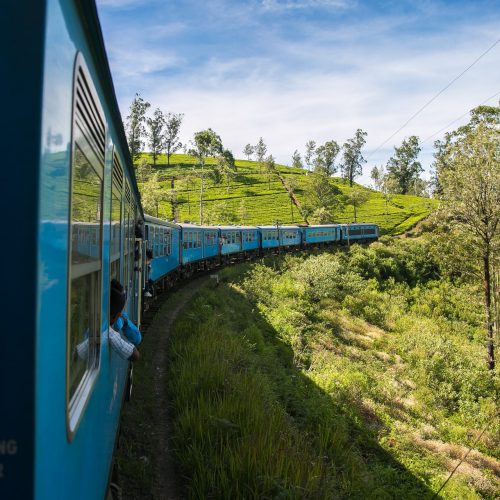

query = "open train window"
[67, 54, 105, 437]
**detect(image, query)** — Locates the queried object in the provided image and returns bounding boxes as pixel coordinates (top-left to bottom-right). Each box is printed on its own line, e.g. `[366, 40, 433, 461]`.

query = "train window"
[110, 152, 122, 281]
[67, 57, 105, 436]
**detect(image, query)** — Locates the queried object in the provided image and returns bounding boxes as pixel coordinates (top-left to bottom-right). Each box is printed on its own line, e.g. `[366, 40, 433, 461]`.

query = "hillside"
[138, 153, 437, 235]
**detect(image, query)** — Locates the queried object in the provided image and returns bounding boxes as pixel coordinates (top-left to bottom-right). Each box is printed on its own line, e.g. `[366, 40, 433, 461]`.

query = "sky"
[96, 0, 500, 186]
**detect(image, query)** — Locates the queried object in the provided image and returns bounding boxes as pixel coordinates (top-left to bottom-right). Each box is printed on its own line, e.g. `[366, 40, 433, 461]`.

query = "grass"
[166, 242, 499, 499]
[138, 153, 437, 234]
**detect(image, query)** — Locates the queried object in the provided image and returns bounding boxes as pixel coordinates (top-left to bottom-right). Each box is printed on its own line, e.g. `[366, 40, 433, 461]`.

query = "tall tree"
[264, 154, 276, 190]
[146, 108, 165, 166]
[189, 128, 223, 224]
[126, 93, 150, 162]
[164, 112, 184, 167]
[344, 187, 369, 222]
[135, 158, 151, 189]
[284, 176, 298, 222]
[314, 140, 340, 176]
[243, 143, 254, 160]
[303, 172, 343, 223]
[141, 171, 166, 217]
[386, 135, 422, 194]
[304, 140, 316, 173]
[340, 129, 367, 187]
[435, 109, 500, 370]
[370, 165, 383, 191]
[292, 150, 303, 169]
[255, 137, 267, 174]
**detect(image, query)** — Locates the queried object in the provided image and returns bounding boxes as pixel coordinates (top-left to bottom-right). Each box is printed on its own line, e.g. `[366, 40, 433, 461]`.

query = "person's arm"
[129, 347, 140, 362]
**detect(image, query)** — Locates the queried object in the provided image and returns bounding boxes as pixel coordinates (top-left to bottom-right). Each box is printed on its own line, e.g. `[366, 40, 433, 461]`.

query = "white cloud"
[261, 0, 353, 11]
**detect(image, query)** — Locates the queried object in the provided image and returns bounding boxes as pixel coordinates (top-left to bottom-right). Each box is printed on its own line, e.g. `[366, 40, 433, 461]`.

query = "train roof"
[340, 222, 379, 226]
[177, 222, 218, 230]
[144, 214, 181, 229]
[256, 225, 301, 230]
[218, 225, 243, 230]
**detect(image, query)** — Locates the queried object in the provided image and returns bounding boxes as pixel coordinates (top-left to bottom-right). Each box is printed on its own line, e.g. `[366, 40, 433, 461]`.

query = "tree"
[386, 135, 422, 194]
[302, 172, 344, 223]
[284, 176, 298, 222]
[370, 165, 383, 191]
[142, 171, 166, 217]
[146, 108, 165, 166]
[255, 137, 267, 174]
[189, 128, 223, 224]
[243, 144, 254, 160]
[126, 93, 150, 162]
[340, 129, 367, 187]
[164, 112, 184, 167]
[344, 187, 369, 222]
[304, 140, 316, 173]
[314, 140, 340, 176]
[435, 111, 500, 370]
[135, 158, 151, 189]
[214, 149, 237, 193]
[264, 154, 276, 190]
[292, 150, 303, 169]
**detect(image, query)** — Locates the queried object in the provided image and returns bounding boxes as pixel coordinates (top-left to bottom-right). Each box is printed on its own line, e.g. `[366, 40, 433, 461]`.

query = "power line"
[366, 37, 500, 161]
[430, 412, 498, 500]
[421, 90, 500, 145]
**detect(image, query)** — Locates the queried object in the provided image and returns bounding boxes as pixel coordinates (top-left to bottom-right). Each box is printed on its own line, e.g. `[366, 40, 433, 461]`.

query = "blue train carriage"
[302, 224, 341, 246]
[340, 223, 380, 243]
[179, 223, 220, 272]
[1, 1, 143, 498]
[257, 225, 281, 251]
[279, 225, 302, 249]
[219, 225, 243, 261]
[144, 215, 181, 289]
[240, 226, 260, 257]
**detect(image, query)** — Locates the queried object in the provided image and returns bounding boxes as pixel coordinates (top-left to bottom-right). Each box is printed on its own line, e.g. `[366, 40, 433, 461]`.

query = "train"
[0, 1, 378, 499]
[143, 215, 378, 293]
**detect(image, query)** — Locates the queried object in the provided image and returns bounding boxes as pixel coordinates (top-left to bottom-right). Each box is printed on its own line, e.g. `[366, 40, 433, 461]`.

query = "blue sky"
[96, 0, 500, 185]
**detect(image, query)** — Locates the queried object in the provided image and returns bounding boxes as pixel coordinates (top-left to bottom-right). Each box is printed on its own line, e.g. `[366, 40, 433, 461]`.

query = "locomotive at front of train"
[1, 1, 144, 499]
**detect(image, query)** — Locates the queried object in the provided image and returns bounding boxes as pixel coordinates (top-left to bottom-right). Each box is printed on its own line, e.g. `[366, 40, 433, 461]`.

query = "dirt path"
[119, 276, 209, 500]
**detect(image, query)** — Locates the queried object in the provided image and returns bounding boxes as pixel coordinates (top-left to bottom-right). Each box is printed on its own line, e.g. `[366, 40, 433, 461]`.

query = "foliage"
[126, 93, 150, 162]
[304, 140, 316, 173]
[291, 149, 302, 169]
[146, 108, 165, 166]
[243, 143, 254, 160]
[387, 135, 423, 195]
[434, 112, 500, 369]
[302, 172, 344, 223]
[164, 112, 184, 167]
[314, 140, 340, 176]
[141, 171, 166, 217]
[340, 128, 367, 187]
[344, 186, 370, 222]
[168, 236, 500, 499]
[254, 137, 267, 174]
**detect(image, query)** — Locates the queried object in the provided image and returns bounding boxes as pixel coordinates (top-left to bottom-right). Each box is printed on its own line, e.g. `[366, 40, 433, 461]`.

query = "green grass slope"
[139, 153, 437, 235]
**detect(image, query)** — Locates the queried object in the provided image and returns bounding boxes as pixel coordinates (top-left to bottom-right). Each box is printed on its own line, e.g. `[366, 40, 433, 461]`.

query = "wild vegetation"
[167, 235, 499, 499]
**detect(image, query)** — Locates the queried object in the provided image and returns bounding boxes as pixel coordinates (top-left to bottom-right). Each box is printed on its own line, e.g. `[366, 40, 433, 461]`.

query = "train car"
[241, 226, 260, 254]
[1, 1, 143, 498]
[144, 215, 181, 283]
[340, 223, 379, 243]
[303, 224, 341, 246]
[179, 223, 222, 268]
[258, 226, 281, 250]
[220, 226, 243, 256]
[279, 225, 302, 248]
